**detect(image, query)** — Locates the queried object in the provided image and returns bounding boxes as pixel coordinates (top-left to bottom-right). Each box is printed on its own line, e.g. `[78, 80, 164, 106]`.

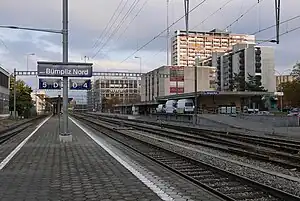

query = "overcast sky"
[0, 0, 299, 100]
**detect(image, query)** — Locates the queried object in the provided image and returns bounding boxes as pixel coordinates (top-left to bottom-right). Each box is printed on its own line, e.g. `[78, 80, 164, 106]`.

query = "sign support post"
[61, 0, 71, 142]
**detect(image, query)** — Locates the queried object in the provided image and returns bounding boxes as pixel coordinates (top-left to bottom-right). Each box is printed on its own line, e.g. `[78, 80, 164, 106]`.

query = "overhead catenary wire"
[115, 0, 149, 43]
[120, 0, 208, 63]
[191, 0, 236, 30]
[92, 0, 142, 59]
[223, 0, 264, 31]
[251, 15, 300, 35]
[90, 0, 131, 56]
[90, 0, 125, 52]
[257, 25, 300, 45]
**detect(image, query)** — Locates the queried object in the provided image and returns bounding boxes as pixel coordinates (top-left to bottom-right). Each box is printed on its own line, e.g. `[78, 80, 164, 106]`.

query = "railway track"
[82, 113, 300, 170]
[0, 115, 48, 144]
[72, 113, 300, 201]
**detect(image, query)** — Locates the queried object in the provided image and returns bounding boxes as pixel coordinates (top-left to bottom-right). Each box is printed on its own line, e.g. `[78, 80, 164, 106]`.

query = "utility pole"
[194, 56, 200, 125]
[166, 0, 170, 66]
[184, 0, 190, 67]
[13, 68, 17, 119]
[61, 0, 70, 139]
[275, 0, 281, 44]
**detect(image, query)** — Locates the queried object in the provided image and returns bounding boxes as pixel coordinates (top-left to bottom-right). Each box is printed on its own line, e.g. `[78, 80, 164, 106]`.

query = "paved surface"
[0, 117, 164, 201]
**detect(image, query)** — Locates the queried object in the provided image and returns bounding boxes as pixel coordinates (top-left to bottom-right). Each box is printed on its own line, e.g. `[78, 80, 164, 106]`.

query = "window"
[0, 72, 9, 88]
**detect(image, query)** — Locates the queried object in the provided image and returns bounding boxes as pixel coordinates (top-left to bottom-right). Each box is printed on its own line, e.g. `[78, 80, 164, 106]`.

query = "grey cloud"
[0, 0, 299, 73]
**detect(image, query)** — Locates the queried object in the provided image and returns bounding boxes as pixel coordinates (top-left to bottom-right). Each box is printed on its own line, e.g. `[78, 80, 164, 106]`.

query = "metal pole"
[280, 86, 283, 112]
[13, 68, 17, 119]
[139, 57, 142, 74]
[194, 57, 199, 125]
[176, 68, 178, 94]
[58, 95, 61, 133]
[275, 0, 280, 44]
[62, 0, 69, 136]
[184, 0, 190, 67]
[166, 0, 170, 66]
[26, 55, 29, 71]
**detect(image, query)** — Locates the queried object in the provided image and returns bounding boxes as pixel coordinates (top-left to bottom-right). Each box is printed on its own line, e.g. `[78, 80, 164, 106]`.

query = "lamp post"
[26, 53, 35, 71]
[134, 56, 142, 74]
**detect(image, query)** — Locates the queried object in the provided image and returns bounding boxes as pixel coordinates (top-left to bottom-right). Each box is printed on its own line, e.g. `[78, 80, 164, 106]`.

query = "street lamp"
[134, 56, 142, 74]
[26, 53, 35, 71]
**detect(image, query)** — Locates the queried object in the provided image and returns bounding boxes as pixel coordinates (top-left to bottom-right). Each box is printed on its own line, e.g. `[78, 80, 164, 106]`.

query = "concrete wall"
[238, 114, 299, 127]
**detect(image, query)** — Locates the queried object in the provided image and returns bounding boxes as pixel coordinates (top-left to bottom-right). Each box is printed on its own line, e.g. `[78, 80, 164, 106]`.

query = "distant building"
[202, 43, 276, 92]
[171, 29, 255, 66]
[0, 66, 9, 116]
[31, 90, 46, 115]
[87, 77, 141, 111]
[140, 65, 216, 102]
[275, 75, 296, 90]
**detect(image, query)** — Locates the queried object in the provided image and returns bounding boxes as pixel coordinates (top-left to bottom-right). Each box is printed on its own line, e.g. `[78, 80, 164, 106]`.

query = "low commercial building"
[141, 65, 216, 102]
[87, 77, 141, 111]
[0, 66, 9, 116]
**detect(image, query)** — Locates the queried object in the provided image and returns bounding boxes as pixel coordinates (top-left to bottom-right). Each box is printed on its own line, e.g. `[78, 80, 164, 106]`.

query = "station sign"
[69, 79, 91, 90]
[201, 91, 220, 95]
[39, 78, 62, 90]
[37, 61, 93, 77]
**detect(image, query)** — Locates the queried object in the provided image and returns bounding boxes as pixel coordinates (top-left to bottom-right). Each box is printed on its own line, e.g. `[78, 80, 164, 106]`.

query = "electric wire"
[90, 0, 124, 52]
[115, 0, 149, 43]
[252, 15, 300, 35]
[120, 0, 208, 63]
[92, 0, 142, 59]
[90, 0, 131, 56]
[191, 0, 236, 30]
[257, 25, 300, 45]
[223, 0, 264, 31]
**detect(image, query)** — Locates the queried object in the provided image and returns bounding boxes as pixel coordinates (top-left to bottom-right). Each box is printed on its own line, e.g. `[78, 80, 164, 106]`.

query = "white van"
[176, 99, 194, 114]
[165, 100, 177, 114]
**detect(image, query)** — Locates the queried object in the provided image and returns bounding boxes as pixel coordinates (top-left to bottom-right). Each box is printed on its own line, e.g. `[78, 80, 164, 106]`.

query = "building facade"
[31, 91, 46, 115]
[0, 66, 9, 116]
[204, 43, 276, 92]
[88, 77, 141, 111]
[141, 65, 216, 102]
[275, 75, 296, 90]
[171, 29, 255, 66]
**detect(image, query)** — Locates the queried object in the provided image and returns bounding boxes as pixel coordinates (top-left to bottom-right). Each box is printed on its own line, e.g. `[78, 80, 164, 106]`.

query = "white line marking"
[69, 117, 175, 201]
[0, 116, 51, 170]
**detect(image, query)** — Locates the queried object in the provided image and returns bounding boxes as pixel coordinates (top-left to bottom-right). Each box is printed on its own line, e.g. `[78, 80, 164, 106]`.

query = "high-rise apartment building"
[171, 29, 255, 66]
[202, 43, 276, 92]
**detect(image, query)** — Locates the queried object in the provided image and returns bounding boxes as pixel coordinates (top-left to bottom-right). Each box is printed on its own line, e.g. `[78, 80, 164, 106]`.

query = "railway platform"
[0, 116, 223, 201]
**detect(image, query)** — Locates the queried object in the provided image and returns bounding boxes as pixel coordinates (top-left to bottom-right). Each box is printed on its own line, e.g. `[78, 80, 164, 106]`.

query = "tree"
[246, 74, 267, 92]
[232, 73, 246, 91]
[279, 80, 300, 107]
[290, 62, 300, 80]
[9, 76, 34, 118]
